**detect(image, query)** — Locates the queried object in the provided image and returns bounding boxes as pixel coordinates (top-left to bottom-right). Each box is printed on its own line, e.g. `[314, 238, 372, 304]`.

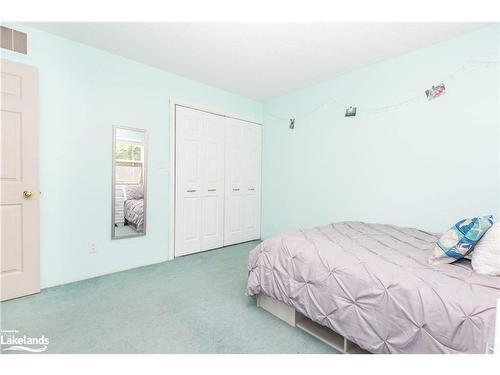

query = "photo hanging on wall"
[345, 106, 357, 117]
[425, 83, 446, 101]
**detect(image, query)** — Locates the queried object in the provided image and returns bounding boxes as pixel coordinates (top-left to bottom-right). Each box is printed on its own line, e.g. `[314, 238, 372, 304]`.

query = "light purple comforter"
[124, 199, 144, 231]
[246, 222, 500, 353]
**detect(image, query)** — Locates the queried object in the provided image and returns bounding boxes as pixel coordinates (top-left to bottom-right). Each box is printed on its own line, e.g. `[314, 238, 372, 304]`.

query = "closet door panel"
[243, 193, 258, 236]
[224, 119, 262, 245]
[226, 124, 243, 187]
[224, 119, 245, 246]
[200, 113, 225, 251]
[182, 196, 202, 242]
[228, 194, 243, 234]
[183, 139, 201, 189]
[175, 106, 203, 255]
[242, 123, 262, 241]
[175, 106, 224, 256]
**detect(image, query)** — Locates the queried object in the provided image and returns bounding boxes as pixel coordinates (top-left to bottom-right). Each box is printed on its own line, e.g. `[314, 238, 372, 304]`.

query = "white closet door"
[175, 106, 224, 256]
[224, 118, 244, 246]
[200, 112, 225, 251]
[242, 122, 262, 242]
[224, 118, 262, 246]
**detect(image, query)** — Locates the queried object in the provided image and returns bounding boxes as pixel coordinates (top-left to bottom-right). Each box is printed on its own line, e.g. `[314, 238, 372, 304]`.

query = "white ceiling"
[27, 22, 488, 100]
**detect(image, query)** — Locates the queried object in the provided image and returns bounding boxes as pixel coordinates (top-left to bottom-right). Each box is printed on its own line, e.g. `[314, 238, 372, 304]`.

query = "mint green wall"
[2, 23, 498, 288]
[1, 24, 263, 288]
[262, 25, 499, 238]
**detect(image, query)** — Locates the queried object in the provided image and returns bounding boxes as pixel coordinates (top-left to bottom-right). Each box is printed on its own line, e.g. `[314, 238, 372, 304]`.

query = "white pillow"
[471, 223, 500, 276]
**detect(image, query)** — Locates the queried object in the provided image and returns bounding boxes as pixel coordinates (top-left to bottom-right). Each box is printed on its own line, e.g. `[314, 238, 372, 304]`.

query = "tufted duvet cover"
[246, 222, 500, 353]
[124, 199, 144, 231]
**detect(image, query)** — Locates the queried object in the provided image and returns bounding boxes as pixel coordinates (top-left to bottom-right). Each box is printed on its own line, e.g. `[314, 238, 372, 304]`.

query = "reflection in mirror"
[112, 126, 147, 239]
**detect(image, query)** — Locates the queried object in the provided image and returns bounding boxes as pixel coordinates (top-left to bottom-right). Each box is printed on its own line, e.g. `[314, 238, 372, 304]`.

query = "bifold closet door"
[224, 118, 262, 246]
[241, 122, 262, 242]
[175, 106, 225, 256]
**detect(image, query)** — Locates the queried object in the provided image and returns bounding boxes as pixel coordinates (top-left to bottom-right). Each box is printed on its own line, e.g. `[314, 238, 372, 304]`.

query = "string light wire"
[265, 61, 500, 121]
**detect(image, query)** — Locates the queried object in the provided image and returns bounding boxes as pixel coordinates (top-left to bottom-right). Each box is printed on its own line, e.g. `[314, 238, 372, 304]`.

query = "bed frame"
[257, 293, 496, 354]
[256, 293, 369, 354]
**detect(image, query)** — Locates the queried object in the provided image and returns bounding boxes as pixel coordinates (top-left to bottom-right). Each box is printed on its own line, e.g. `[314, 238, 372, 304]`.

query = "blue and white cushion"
[430, 215, 494, 265]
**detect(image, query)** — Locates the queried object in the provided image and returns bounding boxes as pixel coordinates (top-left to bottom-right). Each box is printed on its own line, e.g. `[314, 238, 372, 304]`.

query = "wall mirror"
[112, 125, 148, 239]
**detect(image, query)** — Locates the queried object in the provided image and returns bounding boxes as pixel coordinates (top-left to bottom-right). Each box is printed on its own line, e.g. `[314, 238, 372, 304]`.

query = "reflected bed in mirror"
[112, 126, 148, 239]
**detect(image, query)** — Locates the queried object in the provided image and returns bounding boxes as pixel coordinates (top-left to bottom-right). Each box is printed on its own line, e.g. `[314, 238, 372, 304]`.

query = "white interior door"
[175, 106, 224, 256]
[1, 59, 40, 301]
[224, 118, 262, 246]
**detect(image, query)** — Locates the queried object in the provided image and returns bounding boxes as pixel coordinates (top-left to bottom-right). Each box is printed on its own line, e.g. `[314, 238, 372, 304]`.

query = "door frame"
[168, 98, 262, 260]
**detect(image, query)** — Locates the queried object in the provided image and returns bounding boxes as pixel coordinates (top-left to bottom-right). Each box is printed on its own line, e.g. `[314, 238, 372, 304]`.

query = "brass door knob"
[23, 190, 33, 198]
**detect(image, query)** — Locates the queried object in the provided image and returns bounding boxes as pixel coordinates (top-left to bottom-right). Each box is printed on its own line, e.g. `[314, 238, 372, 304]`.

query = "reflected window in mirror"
[112, 126, 148, 239]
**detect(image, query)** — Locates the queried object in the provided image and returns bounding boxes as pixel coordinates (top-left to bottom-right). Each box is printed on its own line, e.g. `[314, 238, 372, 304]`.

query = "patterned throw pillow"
[429, 216, 494, 265]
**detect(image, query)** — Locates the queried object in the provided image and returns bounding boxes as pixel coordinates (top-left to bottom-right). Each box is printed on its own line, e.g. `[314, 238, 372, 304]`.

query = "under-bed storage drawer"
[256, 294, 369, 354]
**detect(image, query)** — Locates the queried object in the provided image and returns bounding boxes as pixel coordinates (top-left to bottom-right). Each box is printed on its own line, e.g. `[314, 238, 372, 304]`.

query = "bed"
[246, 221, 500, 354]
[123, 186, 145, 231]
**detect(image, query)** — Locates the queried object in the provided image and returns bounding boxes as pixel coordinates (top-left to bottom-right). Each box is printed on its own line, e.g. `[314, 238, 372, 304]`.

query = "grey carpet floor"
[0, 241, 337, 354]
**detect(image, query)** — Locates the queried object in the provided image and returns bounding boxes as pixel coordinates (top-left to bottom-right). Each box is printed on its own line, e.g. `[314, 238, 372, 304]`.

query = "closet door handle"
[248, 188, 255, 191]
[232, 188, 240, 192]
[208, 189, 216, 192]
[187, 189, 196, 193]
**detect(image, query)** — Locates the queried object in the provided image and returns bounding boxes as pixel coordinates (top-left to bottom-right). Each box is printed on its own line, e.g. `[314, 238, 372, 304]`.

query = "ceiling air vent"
[0, 26, 27, 54]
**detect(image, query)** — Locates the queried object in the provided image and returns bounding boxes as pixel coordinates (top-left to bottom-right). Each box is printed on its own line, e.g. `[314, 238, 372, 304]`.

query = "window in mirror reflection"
[113, 126, 147, 239]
